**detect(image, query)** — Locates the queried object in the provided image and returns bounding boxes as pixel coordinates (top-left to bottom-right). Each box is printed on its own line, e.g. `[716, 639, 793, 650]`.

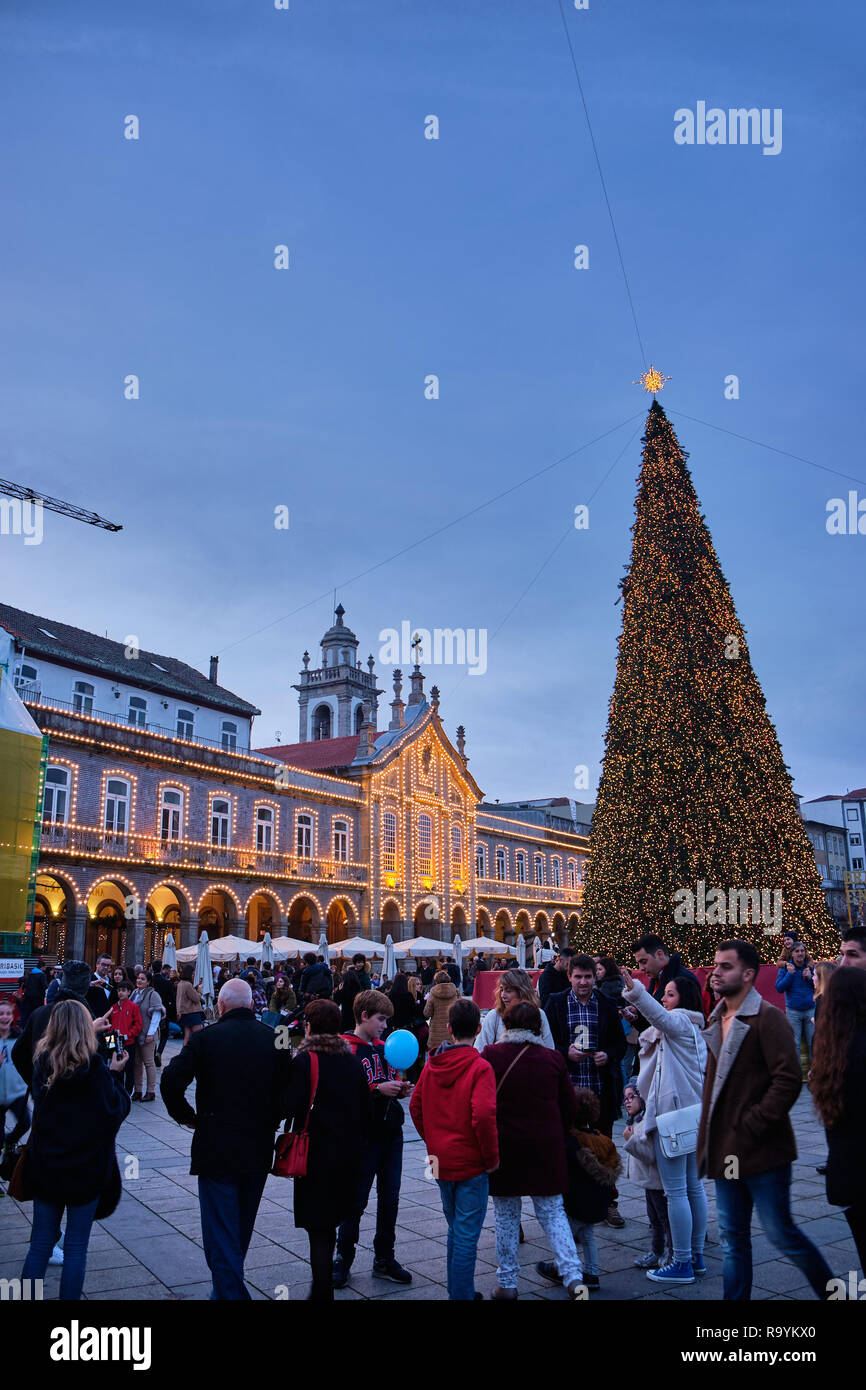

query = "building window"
[14, 662, 39, 693]
[221, 721, 238, 750]
[312, 704, 331, 741]
[297, 813, 313, 861]
[451, 824, 463, 876]
[105, 778, 130, 835]
[256, 806, 275, 853]
[495, 847, 507, 881]
[333, 819, 349, 862]
[382, 812, 397, 873]
[853, 858, 865, 871]
[354, 704, 365, 735]
[418, 814, 433, 877]
[851, 834, 862, 847]
[211, 798, 231, 848]
[534, 854, 545, 886]
[177, 709, 194, 739]
[815, 834, 825, 851]
[476, 844, 487, 879]
[567, 859, 576, 890]
[516, 851, 527, 885]
[43, 766, 69, 826]
[847, 808, 860, 821]
[73, 680, 94, 714]
[160, 788, 183, 842]
[128, 696, 147, 727]
[551, 858, 561, 888]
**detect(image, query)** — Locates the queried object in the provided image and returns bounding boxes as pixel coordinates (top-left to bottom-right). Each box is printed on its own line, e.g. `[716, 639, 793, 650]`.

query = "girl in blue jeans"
[620, 968, 709, 1285]
[18, 999, 130, 1300]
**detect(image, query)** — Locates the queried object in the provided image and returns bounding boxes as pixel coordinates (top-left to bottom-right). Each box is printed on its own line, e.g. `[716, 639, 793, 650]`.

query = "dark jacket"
[444, 962, 462, 990]
[544, 987, 626, 1131]
[299, 962, 333, 1000]
[697, 988, 801, 1180]
[481, 1033, 578, 1196]
[564, 1127, 622, 1225]
[20, 1053, 130, 1210]
[12, 987, 99, 1086]
[337, 968, 371, 1030]
[149, 971, 173, 1021]
[340, 1033, 404, 1136]
[160, 1007, 292, 1175]
[538, 961, 570, 1007]
[86, 977, 116, 1017]
[284, 1034, 371, 1230]
[825, 1029, 866, 1210]
[648, 952, 700, 1004]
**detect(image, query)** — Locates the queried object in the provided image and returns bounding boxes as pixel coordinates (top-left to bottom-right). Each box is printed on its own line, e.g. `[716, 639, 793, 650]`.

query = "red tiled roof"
[255, 735, 362, 771]
[844, 789, 866, 801]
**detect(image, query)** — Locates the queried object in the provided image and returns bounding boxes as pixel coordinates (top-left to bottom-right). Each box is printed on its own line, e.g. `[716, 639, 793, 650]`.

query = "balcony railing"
[23, 693, 252, 756]
[476, 877, 583, 904]
[38, 822, 367, 883]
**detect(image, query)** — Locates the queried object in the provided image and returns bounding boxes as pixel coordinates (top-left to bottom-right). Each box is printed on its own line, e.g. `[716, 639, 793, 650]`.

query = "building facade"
[0, 604, 587, 965]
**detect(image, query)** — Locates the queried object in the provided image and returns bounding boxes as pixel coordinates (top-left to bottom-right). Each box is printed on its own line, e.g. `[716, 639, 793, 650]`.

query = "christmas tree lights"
[578, 401, 837, 964]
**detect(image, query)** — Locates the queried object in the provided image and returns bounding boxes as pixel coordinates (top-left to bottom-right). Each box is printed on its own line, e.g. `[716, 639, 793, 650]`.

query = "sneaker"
[605, 1203, 625, 1229]
[535, 1260, 563, 1285]
[473, 1291, 484, 1300]
[372, 1258, 412, 1285]
[491, 1284, 518, 1300]
[131, 1092, 143, 1102]
[634, 1251, 662, 1269]
[647, 1259, 695, 1285]
[692, 1254, 707, 1276]
[567, 1279, 589, 1299]
[332, 1254, 351, 1289]
[584, 1272, 600, 1289]
[48, 1243, 65, 1266]
[142, 1092, 156, 1102]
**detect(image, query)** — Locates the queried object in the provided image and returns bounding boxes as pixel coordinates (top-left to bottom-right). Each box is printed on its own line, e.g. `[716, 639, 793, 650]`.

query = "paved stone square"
[1, 1040, 858, 1301]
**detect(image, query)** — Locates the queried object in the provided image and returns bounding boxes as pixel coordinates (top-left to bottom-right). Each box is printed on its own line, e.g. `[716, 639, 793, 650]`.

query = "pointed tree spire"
[579, 402, 835, 962]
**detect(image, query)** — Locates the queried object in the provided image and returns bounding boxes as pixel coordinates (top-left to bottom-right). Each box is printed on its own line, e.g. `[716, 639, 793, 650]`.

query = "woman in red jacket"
[482, 1000, 584, 1300]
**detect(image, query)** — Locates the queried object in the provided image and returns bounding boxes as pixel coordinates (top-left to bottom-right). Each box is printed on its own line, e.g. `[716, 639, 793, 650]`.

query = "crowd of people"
[1, 925, 865, 1304]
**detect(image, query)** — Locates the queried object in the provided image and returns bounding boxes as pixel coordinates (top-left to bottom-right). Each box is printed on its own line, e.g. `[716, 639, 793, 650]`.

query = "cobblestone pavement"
[1, 1040, 857, 1301]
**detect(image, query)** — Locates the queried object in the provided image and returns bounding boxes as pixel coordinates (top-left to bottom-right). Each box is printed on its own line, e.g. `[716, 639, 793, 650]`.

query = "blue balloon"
[384, 1029, 419, 1071]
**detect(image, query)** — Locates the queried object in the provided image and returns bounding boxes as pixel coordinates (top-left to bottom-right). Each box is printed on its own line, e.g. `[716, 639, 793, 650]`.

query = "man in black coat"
[338, 955, 371, 1031]
[538, 946, 573, 1007]
[12, 960, 109, 1086]
[299, 953, 333, 1001]
[630, 934, 700, 1024]
[160, 978, 293, 1300]
[544, 953, 625, 1135]
[86, 954, 116, 1017]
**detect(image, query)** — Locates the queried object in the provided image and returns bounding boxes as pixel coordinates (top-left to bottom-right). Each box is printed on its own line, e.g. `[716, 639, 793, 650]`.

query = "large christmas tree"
[578, 396, 837, 964]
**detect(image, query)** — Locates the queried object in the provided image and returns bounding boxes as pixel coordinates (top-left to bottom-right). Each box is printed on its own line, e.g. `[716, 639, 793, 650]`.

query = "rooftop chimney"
[209, 656, 219, 684]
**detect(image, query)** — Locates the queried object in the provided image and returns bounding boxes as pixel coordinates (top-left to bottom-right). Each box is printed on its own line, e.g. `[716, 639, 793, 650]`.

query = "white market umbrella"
[178, 934, 258, 963]
[400, 936, 454, 958]
[261, 932, 274, 969]
[452, 934, 464, 989]
[383, 935, 398, 981]
[460, 937, 509, 955]
[516, 934, 527, 969]
[268, 936, 315, 959]
[317, 932, 330, 963]
[330, 935, 407, 960]
[162, 933, 177, 970]
[193, 932, 214, 1004]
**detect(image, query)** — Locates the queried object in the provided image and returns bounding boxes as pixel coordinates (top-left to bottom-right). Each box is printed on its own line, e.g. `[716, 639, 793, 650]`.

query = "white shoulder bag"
[653, 1019, 704, 1159]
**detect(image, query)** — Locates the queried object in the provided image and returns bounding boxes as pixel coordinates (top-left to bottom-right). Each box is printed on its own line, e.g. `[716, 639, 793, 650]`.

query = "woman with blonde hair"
[474, 969, 556, 1051]
[18, 999, 129, 1299]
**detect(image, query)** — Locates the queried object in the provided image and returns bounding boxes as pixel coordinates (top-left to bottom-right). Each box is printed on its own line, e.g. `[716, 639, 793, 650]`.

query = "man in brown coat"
[697, 938, 834, 1301]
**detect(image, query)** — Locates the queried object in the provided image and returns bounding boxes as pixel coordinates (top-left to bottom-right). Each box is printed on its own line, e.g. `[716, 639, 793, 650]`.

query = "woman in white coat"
[474, 969, 556, 1051]
[620, 967, 708, 1286]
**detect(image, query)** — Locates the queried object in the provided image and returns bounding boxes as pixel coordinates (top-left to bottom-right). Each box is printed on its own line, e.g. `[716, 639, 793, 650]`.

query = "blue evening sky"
[1, 0, 863, 803]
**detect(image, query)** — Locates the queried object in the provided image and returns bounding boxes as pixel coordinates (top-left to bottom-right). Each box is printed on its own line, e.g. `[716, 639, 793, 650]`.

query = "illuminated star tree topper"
[634, 364, 672, 395]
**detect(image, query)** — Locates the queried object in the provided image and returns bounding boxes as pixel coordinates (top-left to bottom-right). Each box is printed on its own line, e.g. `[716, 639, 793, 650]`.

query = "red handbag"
[272, 1051, 319, 1179]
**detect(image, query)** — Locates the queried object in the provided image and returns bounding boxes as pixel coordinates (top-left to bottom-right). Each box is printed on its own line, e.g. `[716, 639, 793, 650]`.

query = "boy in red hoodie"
[409, 998, 499, 1300]
[108, 980, 142, 1094]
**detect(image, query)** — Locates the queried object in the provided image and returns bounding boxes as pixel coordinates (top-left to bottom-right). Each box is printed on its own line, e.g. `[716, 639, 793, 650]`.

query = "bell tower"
[292, 605, 383, 742]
